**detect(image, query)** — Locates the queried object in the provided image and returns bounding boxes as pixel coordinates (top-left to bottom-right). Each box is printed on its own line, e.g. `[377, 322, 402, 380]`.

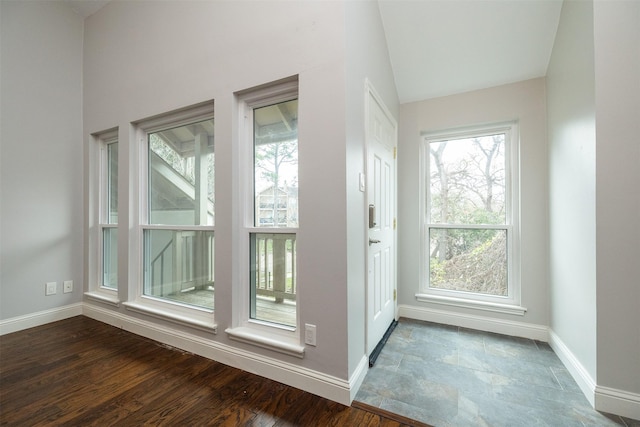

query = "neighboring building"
[256, 185, 298, 227]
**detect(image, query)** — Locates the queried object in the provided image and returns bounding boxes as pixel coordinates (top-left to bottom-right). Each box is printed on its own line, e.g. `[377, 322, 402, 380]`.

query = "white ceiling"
[64, 0, 563, 105]
[378, 0, 563, 103]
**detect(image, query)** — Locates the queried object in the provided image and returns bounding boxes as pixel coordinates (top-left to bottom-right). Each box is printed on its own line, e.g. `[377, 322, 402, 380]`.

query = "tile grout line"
[356, 319, 633, 427]
[549, 365, 565, 391]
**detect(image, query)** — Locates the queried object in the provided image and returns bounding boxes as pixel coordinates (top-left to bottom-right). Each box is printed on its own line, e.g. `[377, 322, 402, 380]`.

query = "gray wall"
[397, 78, 549, 327]
[548, 0, 640, 411]
[593, 0, 640, 400]
[1, 1, 84, 319]
[546, 0, 598, 381]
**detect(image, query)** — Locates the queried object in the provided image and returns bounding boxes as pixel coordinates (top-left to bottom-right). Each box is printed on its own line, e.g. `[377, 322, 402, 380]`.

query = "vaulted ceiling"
[64, 0, 109, 19]
[377, 0, 563, 103]
[65, 0, 563, 105]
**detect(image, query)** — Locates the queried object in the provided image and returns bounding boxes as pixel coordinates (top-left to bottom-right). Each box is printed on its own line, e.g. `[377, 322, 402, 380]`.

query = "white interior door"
[366, 85, 397, 356]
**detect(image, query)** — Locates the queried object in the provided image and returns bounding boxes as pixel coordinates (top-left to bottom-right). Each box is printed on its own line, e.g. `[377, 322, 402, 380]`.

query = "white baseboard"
[398, 304, 549, 341]
[82, 304, 354, 406]
[349, 355, 370, 403]
[595, 385, 640, 420]
[548, 329, 597, 406]
[549, 329, 640, 420]
[0, 303, 83, 336]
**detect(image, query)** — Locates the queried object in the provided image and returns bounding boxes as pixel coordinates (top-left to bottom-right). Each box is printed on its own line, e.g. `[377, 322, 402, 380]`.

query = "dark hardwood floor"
[0, 316, 427, 426]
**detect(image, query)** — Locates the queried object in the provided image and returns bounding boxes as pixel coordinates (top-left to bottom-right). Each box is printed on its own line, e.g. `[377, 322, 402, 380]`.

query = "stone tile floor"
[355, 318, 640, 427]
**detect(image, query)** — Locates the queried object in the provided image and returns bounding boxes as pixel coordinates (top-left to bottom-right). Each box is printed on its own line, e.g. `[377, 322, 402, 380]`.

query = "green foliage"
[429, 231, 507, 296]
[429, 257, 446, 284]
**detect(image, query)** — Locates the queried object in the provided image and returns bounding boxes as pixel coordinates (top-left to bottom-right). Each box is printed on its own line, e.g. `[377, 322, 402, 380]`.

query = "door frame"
[364, 79, 398, 357]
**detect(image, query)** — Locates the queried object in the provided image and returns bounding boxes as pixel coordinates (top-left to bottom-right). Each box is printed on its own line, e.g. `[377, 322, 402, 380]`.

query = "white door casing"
[366, 82, 397, 356]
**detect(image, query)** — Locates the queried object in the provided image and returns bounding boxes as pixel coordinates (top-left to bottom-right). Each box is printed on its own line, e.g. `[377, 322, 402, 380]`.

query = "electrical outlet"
[63, 280, 73, 294]
[304, 324, 317, 346]
[45, 282, 57, 296]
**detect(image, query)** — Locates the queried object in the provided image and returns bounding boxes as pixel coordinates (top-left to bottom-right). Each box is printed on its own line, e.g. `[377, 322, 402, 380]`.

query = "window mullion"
[427, 223, 508, 230]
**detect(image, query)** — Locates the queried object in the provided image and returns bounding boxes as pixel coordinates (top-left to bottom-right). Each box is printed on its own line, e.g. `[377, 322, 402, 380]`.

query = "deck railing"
[253, 233, 296, 303]
[148, 230, 214, 298]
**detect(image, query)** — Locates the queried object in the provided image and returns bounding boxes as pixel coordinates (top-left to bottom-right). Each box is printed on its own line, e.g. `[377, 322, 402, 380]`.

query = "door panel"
[367, 86, 397, 356]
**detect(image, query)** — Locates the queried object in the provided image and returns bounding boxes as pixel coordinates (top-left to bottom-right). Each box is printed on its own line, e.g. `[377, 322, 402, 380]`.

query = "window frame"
[101, 135, 119, 290]
[123, 101, 217, 332]
[417, 122, 524, 315]
[226, 77, 304, 357]
[86, 128, 121, 306]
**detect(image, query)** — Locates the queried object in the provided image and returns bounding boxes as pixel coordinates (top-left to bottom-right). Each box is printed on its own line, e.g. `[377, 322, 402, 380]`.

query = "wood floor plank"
[119, 363, 239, 426]
[68, 353, 214, 426]
[0, 316, 415, 426]
[0, 317, 115, 374]
[0, 332, 156, 416]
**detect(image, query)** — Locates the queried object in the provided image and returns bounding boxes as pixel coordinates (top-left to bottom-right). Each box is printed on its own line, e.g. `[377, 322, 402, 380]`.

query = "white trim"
[123, 301, 217, 334]
[415, 293, 527, 316]
[83, 304, 353, 405]
[548, 329, 596, 406]
[349, 355, 370, 403]
[0, 303, 83, 336]
[84, 291, 121, 307]
[398, 304, 547, 341]
[225, 326, 304, 358]
[547, 330, 640, 419]
[236, 76, 298, 110]
[595, 386, 640, 421]
[133, 101, 215, 133]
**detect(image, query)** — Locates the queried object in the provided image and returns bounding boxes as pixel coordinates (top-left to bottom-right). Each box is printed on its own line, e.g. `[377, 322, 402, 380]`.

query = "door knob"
[369, 238, 381, 245]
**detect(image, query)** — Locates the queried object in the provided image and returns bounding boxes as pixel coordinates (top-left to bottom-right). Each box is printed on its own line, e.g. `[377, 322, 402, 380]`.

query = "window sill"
[415, 293, 527, 316]
[123, 301, 217, 334]
[225, 326, 305, 359]
[85, 291, 121, 307]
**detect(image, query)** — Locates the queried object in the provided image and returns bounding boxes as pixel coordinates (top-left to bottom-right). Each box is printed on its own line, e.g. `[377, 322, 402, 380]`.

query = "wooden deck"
[168, 288, 297, 326]
[0, 316, 425, 426]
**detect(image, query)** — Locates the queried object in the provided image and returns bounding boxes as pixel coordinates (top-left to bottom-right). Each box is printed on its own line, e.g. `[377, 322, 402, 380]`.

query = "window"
[86, 128, 121, 306]
[86, 128, 121, 296]
[226, 77, 303, 358]
[140, 106, 215, 312]
[420, 123, 521, 312]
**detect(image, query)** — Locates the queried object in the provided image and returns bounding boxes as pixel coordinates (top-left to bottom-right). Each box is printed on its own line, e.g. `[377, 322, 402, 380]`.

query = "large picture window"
[421, 123, 520, 309]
